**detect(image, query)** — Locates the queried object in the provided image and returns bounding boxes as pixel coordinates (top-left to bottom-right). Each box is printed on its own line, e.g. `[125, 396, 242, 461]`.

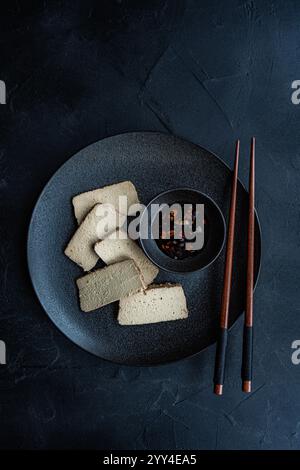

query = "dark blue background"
[0, 0, 300, 449]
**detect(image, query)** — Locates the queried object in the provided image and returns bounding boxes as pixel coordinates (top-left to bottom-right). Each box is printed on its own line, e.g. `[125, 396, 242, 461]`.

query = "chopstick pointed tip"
[242, 380, 252, 393]
[214, 384, 223, 395]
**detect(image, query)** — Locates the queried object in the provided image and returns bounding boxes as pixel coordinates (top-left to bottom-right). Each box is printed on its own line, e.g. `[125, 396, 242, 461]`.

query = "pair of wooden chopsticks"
[214, 138, 255, 395]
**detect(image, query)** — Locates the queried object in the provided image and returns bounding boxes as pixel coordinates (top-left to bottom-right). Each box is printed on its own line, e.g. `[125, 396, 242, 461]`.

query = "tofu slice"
[94, 231, 159, 288]
[118, 284, 188, 325]
[76, 260, 143, 312]
[65, 203, 119, 271]
[73, 181, 139, 224]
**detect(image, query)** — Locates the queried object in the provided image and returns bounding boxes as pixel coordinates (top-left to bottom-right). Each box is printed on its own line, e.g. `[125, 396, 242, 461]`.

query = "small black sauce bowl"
[139, 188, 226, 273]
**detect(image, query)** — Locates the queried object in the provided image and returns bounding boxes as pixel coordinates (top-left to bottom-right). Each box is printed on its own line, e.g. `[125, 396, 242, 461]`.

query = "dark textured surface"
[27, 132, 260, 364]
[1, 0, 300, 450]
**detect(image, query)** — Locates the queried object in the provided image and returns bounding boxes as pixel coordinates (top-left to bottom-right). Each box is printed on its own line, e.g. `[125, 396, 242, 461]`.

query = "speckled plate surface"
[27, 132, 261, 365]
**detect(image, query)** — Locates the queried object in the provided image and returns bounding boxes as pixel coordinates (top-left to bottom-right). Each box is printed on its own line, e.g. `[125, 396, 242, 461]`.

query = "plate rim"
[27, 130, 262, 367]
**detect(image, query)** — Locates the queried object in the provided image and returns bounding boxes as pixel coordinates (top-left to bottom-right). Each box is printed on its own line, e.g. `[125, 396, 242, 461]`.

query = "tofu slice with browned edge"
[77, 260, 143, 312]
[73, 181, 139, 224]
[94, 230, 159, 288]
[65, 203, 120, 271]
[118, 284, 188, 325]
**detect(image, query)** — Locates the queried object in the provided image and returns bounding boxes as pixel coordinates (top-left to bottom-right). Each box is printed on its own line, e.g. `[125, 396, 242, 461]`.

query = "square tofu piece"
[118, 284, 188, 325]
[72, 181, 139, 224]
[77, 260, 144, 312]
[65, 203, 119, 271]
[94, 231, 158, 287]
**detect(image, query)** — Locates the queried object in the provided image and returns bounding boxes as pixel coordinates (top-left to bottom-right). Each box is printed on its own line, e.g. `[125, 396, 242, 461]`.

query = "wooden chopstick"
[242, 137, 255, 393]
[214, 140, 240, 395]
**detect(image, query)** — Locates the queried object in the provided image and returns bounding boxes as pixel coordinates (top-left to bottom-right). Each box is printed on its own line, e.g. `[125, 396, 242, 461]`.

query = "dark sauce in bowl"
[155, 202, 209, 260]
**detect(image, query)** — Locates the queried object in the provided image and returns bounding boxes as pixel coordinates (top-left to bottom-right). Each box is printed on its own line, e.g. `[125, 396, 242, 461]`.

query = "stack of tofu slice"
[65, 181, 188, 325]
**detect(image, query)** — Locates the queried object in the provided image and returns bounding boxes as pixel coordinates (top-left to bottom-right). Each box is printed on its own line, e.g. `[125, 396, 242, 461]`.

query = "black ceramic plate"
[27, 132, 261, 365]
